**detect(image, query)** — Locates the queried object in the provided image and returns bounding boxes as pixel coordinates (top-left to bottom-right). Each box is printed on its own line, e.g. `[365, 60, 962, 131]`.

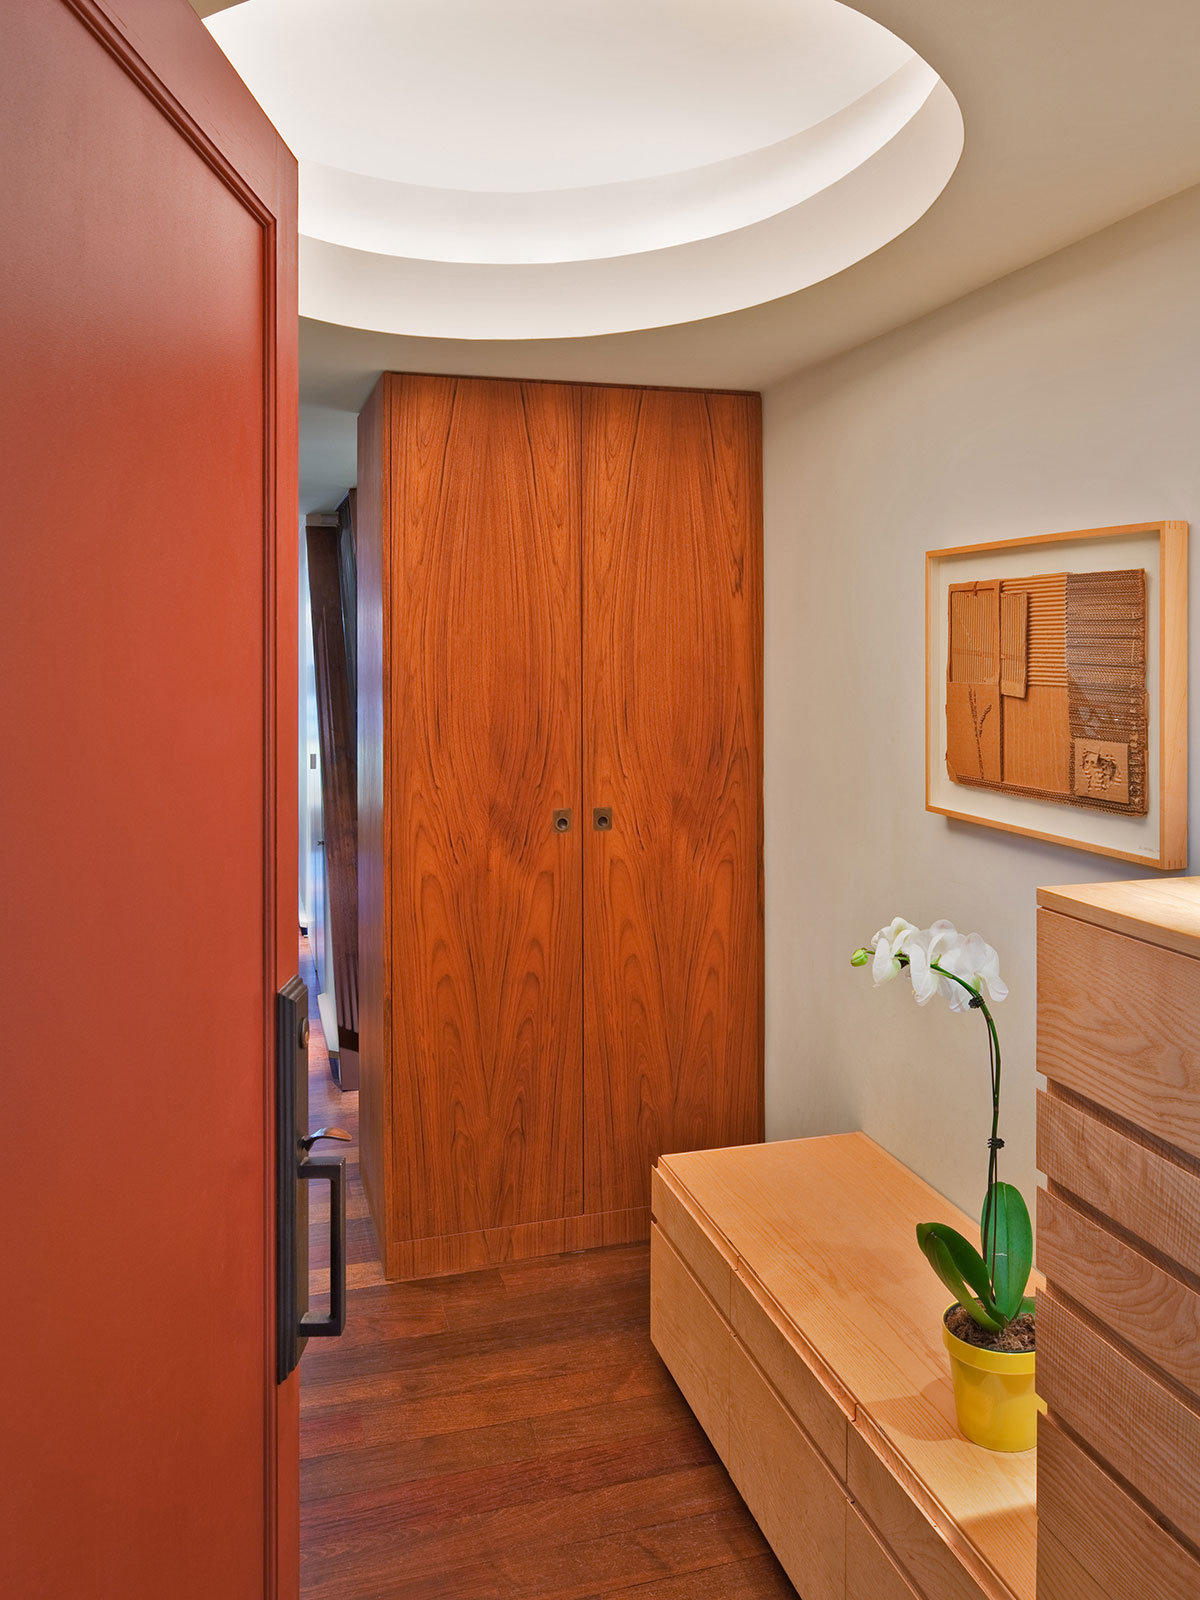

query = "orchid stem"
[897, 957, 1003, 1293]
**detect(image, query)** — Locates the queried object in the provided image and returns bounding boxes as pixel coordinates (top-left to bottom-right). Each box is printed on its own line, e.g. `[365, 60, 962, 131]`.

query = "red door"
[0, 2, 298, 1596]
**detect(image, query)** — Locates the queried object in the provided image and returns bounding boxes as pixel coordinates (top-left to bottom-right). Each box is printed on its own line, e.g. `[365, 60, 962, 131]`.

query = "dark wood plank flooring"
[299, 940, 792, 1600]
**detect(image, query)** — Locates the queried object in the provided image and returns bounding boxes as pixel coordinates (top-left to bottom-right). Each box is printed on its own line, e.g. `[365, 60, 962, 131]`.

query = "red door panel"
[0, 2, 297, 1596]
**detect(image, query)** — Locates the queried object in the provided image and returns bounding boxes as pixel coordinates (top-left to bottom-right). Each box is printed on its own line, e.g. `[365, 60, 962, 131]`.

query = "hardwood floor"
[299, 941, 792, 1600]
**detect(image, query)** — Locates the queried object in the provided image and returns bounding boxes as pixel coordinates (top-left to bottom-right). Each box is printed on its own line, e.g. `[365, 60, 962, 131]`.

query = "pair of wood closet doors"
[358, 373, 762, 1280]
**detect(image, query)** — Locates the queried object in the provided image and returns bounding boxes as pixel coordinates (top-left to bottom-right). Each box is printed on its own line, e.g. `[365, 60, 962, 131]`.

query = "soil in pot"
[945, 1305, 1035, 1352]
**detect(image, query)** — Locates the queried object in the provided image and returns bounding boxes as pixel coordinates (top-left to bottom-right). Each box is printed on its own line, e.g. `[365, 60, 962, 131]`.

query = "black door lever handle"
[300, 1126, 352, 1150]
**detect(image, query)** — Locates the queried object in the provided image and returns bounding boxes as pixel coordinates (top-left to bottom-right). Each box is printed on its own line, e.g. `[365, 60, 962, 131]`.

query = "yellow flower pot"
[942, 1313, 1043, 1451]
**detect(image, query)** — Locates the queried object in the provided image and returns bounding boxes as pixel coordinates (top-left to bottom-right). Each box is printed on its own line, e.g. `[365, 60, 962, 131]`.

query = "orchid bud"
[850, 948, 871, 967]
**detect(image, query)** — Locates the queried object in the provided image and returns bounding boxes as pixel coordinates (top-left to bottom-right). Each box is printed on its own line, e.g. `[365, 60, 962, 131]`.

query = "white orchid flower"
[856, 918, 1007, 1011]
[868, 918, 918, 986]
[937, 931, 1008, 1010]
[912, 920, 970, 1006]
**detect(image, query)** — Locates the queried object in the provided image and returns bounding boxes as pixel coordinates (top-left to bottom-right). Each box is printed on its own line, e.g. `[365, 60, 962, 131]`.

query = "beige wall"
[763, 183, 1200, 1215]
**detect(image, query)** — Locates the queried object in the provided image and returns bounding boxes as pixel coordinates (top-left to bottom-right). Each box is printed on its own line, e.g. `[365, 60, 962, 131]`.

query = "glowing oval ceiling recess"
[208, 0, 963, 340]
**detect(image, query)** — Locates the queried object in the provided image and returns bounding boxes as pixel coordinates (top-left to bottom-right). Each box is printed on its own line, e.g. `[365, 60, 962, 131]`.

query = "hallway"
[298, 947, 792, 1600]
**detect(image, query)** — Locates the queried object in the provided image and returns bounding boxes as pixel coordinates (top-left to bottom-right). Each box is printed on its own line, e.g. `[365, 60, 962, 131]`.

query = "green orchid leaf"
[916, 1222, 1003, 1332]
[1020, 1294, 1036, 1317]
[980, 1184, 1034, 1320]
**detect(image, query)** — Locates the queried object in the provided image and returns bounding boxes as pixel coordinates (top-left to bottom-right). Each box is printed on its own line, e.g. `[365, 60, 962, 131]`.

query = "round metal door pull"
[593, 808, 613, 830]
[552, 809, 572, 832]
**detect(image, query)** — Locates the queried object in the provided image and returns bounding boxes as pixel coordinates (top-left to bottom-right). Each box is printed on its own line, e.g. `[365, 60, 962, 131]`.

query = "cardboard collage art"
[945, 568, 1148, 816]
[926, 523, 1188, 869]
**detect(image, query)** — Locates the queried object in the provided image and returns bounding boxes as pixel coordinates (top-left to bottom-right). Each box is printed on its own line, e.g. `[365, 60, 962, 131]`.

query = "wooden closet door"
[388, 375, 583, 1244]
[582, 386, 763, 1215]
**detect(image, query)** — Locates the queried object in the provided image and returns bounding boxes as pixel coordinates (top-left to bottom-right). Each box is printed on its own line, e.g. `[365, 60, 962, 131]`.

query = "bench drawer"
[728, 1339, 847, 1600]
[730, 1265, 849, 1477]
[848, 1503, 924, 1600]
[847, 1431, 990, 1600]
[649, 1223, 731, 1460]
[652, 1162, 735, 1317]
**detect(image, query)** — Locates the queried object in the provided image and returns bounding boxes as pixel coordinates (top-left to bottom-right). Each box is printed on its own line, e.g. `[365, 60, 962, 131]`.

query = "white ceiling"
[196, 0, 1200, 514]
[210, 0, 916, 193]
[207, 1, 960, 340]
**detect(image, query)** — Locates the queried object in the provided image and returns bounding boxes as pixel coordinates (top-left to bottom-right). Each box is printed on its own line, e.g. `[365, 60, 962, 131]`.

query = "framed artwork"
[926, 521, 1188, 869]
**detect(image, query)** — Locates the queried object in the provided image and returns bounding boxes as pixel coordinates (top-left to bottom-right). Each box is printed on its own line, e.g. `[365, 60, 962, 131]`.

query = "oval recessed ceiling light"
[208, 0, 963, 339]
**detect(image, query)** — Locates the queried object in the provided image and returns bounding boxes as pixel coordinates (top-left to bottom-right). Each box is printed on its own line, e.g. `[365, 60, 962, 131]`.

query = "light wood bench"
[650, 1132, 1036, 1600]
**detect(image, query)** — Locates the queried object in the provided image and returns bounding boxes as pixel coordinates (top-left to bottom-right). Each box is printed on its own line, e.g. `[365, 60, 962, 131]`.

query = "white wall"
[763, 183, 1200, 1217]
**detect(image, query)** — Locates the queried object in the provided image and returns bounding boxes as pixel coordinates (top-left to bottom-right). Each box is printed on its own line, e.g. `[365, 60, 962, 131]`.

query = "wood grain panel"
[582, 385, 763, 1215]
[1037, 1526, 1106, 1600]
[1038, 907, 1200, 1159]
[1038, 1186, 1200, 1396]
[847, 1504, 923, 1600]
[1037, 1415, 1200, 1600]
[355, 379, 389, 1243]
[649, 1225, 732, 1461]
[307, 519, 359, 1050]
[386, 374, 584, 1247]
[727, 1343, 847, 1600]
[388, 1205, 649, 1283]
[1039, 1291, 1200, 1549]
[1037, 1089, 1200, 1277]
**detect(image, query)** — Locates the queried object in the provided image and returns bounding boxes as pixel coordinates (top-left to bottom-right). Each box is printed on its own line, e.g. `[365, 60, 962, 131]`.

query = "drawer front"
[1038, 1526, 1105, 1600]
[846, 1432, 990, 1600]
[1038, 1415, 1200, 1600]
[727, 1340, 847, 1600]
[1038, 909, 1200, 1160]
[649, 1224, 731, 1460]
[847, 1502, 924, 1600]
[730, 1266, 849, 1477]
[1038, 1090, 1200, 1278]
[1039, 1292, 1200, 1551]
[652, 1163, 734, 1317]
[1038, 1187, 1200, 1398]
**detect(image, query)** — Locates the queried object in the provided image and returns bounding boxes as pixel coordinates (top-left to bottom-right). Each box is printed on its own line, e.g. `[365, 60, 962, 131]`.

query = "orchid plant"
[851, 920, 1034, 1335]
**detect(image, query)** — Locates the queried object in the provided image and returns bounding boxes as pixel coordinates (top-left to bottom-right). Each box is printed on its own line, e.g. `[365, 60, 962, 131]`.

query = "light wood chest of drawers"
[1037, 880, 1200, 1600]
[650, 1133, 1035, 1600]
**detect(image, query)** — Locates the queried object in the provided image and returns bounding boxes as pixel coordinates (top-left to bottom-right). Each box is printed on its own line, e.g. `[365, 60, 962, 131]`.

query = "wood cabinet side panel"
[1037, 1415, 1200, 1600]
[1037, 1089, 1200, 1278]
[1038, 1187, 1200, 1396]
[1039, 1291, 1200, 1550]
[1037, 908, 1200, 1159]
[1036, 1526, 1105, 1600]
[582, 386, 764, 1215]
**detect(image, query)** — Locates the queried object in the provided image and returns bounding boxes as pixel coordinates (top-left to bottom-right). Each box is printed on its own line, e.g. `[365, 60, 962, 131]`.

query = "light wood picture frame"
[926, 521, 1188, 869]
